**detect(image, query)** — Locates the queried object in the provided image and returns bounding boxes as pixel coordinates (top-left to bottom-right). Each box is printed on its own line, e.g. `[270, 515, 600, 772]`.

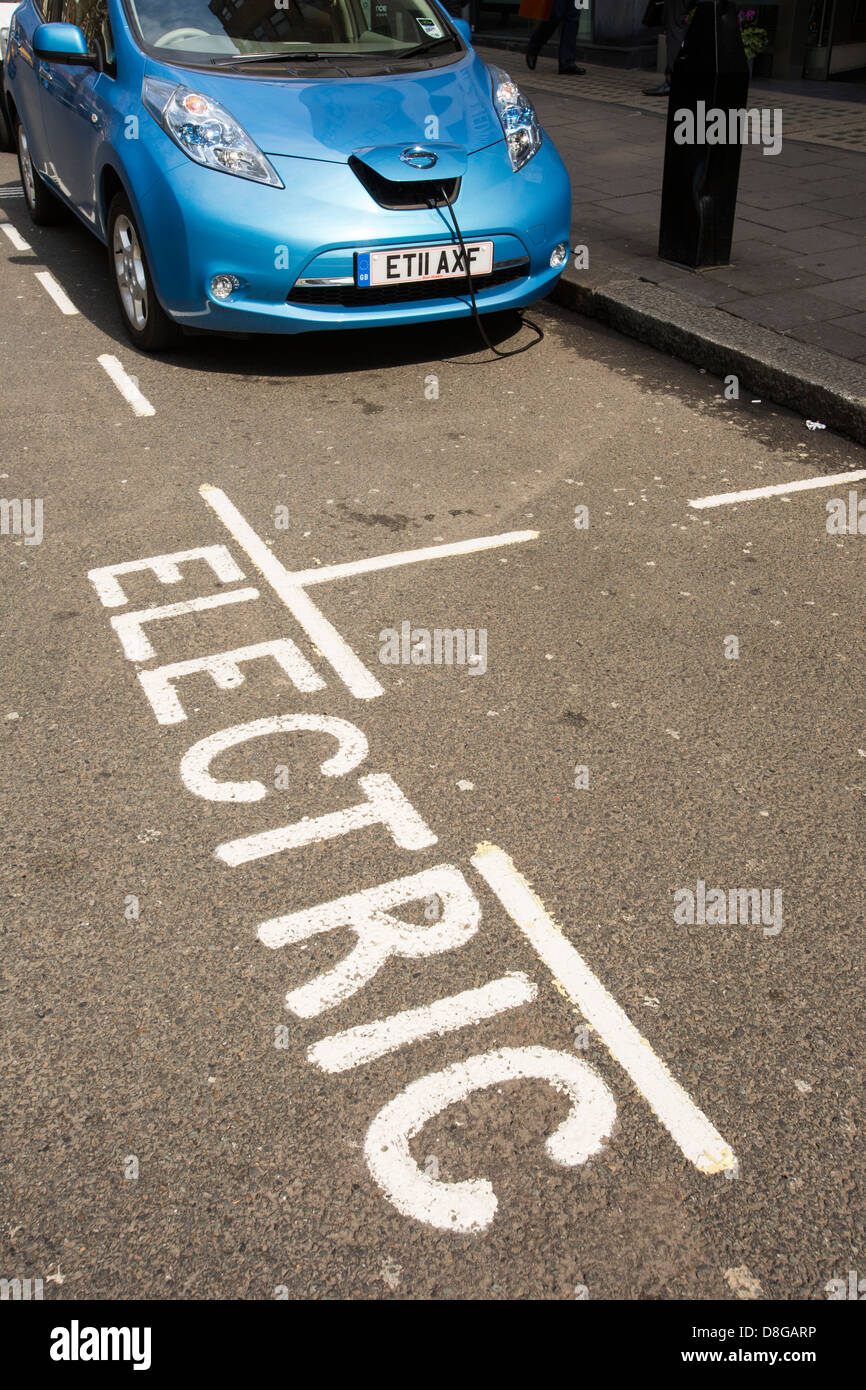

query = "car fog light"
[211, 274, 241, 300]
[550, 242, 568, 269]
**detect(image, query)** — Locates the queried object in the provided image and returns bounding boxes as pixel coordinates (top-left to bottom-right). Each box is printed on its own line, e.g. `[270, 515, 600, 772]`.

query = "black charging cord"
[432, 187, 543, 359]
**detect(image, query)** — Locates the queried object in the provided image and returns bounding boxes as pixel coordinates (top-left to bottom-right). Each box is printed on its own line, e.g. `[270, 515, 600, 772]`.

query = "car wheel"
[16, 120, 62, 225]
[107, 193, 180, 352]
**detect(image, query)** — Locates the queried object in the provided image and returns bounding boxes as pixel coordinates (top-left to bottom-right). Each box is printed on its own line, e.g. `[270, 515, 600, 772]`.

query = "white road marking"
[35, 270, 78, 316]
[98, 354, 156, 418]
[216, 772, 437, 867]
[1, 223, 31, 252]
[364, 1046, 617, 1233]
[87, 491, 739, 1230]
[289, 530, 539, 588]
[89, 545, 245, 609]
[689, 469, 866, 509]
[181, 714, 368, 803]
[308, 973, 537, 1073]
[471, 843, 736, 1176]
[259, 865, 480, 1017]
[110, 587, 260, 662]
[138, 639, 325, 725]
[200, 485, 383, 700]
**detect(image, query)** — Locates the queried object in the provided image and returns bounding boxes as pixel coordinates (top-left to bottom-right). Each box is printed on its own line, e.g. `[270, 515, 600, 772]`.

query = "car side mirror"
[33, 22, 96, 66]
[453, 19, 473, 46]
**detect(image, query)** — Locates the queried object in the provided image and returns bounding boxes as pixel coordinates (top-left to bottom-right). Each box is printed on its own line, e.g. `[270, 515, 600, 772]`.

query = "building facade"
[474, 0, 866, 80]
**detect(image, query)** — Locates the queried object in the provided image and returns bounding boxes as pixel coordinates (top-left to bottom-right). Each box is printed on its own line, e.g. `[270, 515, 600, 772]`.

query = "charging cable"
[433, 187, 543, 359]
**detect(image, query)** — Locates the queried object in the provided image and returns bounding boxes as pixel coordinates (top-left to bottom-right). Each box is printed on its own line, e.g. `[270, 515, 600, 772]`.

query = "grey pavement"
[477, 47, 866, 430]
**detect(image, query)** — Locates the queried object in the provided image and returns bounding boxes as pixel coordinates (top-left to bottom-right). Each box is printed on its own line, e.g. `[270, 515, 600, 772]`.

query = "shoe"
[643, 80, 670, 95]
[526, 48, 538, 71]
[558, 64, 586, 74]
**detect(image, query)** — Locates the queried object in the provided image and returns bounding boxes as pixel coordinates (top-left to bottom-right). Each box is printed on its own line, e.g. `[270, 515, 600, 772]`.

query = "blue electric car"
[3, 0, 571, 349]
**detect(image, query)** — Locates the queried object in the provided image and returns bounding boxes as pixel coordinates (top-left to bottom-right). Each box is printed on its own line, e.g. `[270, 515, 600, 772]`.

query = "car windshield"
[125, 0, 462, 60]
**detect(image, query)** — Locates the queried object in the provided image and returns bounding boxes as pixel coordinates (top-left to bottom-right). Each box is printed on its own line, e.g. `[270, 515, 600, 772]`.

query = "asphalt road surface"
[1, 147, 863, 1304]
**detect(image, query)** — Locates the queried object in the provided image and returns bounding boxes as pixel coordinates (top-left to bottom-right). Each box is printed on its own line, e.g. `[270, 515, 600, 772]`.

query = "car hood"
[145, 53, 504, 163]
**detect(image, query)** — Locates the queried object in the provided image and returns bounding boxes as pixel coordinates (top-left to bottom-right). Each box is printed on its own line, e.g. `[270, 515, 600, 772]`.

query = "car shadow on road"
[0, 175, 545, 377]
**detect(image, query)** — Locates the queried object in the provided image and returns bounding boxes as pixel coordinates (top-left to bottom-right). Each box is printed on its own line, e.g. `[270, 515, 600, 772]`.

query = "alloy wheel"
[18, 126, 36, 211]
[113, 214, 149, 331]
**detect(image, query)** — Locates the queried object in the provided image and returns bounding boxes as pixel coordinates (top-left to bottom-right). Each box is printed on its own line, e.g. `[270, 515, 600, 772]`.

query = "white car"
[0, 2, 20, 150]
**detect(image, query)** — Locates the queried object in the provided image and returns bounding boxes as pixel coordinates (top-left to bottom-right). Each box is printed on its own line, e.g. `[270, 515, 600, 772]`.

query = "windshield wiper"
[209, 50, 323, 65]
[393, 35, 459, 60]
[210, 49, 392, 67]
[206, 37, 457, 69]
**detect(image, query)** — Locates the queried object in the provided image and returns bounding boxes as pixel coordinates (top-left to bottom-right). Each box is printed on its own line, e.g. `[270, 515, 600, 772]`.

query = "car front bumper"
[134, 135, 571, 334]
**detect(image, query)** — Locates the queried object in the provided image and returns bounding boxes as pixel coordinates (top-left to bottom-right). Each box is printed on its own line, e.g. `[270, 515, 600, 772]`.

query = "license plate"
[356, 241, 494, 287]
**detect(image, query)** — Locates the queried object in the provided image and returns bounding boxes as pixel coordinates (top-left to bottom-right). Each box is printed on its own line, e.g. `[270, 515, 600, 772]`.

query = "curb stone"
[553, 268, 866, 447]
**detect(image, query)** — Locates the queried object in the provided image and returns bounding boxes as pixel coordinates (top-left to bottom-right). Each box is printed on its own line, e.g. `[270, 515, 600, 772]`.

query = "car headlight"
[1, 27, 9, 61]
[489, 65, 542, 172]
[142, 77, 283, 187]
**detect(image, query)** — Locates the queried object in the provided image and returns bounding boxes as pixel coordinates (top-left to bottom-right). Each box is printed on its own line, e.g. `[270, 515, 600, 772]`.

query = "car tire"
[16, 120, 62, 225]
[107, 193, 180, 353]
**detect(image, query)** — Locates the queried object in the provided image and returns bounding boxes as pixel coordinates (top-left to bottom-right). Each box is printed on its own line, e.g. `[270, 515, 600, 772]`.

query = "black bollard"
[658, 0, 750, 269]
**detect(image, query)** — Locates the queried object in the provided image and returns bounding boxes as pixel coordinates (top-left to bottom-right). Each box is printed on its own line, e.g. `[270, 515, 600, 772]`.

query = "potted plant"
[737, 9, 769, 72]
[685, 5, 771, 75]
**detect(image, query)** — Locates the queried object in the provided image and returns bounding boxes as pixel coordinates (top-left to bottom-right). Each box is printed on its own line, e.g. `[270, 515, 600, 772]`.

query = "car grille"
[288, 262, 530, 307]
[348, 156, 461, 211]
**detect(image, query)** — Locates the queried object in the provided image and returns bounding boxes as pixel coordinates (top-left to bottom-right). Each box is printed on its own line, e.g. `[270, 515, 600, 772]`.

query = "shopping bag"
[519, 0, 555, 22]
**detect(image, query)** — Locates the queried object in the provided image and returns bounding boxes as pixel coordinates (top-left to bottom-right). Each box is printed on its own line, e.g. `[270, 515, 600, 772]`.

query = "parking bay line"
[98, 354, 156, 418]
[689, 469, 866, 510]
[1, 222, 31, 252]
[34, 270, 78, 316]
[471, 842, 737, 1176]
[200, 485, 539, 701]
[201, 484, 384, 700]
[289, 530, 539, 588]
